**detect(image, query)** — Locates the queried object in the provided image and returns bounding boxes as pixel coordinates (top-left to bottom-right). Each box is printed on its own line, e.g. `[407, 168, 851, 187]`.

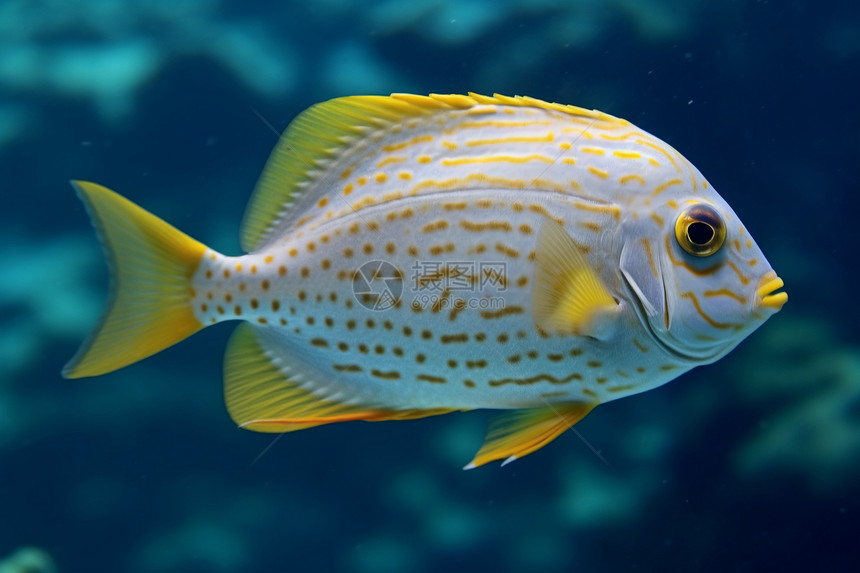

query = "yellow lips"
[757, 271, 788, 311]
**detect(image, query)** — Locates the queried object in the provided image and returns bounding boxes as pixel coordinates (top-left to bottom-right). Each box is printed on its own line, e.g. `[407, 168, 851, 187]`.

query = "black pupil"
[688, 221, 714, 245]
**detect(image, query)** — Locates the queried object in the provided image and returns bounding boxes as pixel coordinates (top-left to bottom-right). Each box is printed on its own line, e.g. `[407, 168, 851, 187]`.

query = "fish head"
[620, 192, 786, 363]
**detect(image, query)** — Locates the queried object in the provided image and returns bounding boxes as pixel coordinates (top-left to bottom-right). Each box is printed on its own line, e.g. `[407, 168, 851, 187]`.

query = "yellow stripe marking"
[423, 220, 450, 233]
[652, 178, 682, 196]
[417, 374, 447, 384]
[619, 174, 646, 185]
[681, 292, 742, 330]
[599, 131, 646, 141]
[377, 156, 407, 168]
[460, 220, 512, 232]
[333, 364, 362, 372]
[441, 154, 554, 166]
[636, 139, 680, 171]
[495, 242, 519, 258]
[371, 369, 401, 380]
[410, 173, 526, 194]
[529, 178, 566, 193]
[488, 371, 583, 387]
[665, 235, 723, 276]
[465, 133, 554, 146]
[704, 289, 747, 304]
[382, 135, 433, 152]
[613, 150, 642, 159]
[444, 120, 552, 134]
[607, 385, 636, 393]
[561, 128, 594, 139]
[581, 147, 605, 155]
[587, 166, 609, 179]
[726, 260, 751, 285]
[528, 203, 564, 223]
[440, 333, 469, 344]
[572, 201, 620, 221]
[640, 237, 658, 279]
[480, 306, 524, 319]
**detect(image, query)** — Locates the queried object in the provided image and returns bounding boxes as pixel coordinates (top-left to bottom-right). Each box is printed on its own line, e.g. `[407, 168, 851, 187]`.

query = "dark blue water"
[1, 1, 858, 571]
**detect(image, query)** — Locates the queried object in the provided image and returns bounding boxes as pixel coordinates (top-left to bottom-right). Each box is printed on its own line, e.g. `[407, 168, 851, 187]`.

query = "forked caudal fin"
[62, 181, 208, 378]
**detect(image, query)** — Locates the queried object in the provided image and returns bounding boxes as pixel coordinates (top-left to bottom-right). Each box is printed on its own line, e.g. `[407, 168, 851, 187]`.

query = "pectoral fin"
[532, 219, 618, 338]
[464, 403, 595, 469]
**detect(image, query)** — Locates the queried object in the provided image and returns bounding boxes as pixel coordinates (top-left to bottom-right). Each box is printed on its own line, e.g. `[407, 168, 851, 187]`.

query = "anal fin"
[464, 403, 595, 469]
[224, 323, 454, 432]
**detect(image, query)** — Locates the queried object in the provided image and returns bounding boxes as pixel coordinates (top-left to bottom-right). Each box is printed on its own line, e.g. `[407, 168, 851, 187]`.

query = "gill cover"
[620, 236, 667, 334]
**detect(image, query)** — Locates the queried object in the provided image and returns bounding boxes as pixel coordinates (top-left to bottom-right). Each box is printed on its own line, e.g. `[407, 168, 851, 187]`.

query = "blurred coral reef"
[0, 548, 56, 573]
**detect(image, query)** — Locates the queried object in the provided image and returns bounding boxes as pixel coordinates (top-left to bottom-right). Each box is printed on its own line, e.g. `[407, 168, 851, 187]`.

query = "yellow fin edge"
[63, 181, 207, 378]
[465, 403, 595, 469]
[224, 323, 455, 432]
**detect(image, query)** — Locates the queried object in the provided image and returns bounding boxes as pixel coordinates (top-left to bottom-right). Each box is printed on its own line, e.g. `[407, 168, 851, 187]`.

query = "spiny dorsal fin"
[464, 403, 594, 469]
[532, 218, 619, 337]
[240, 93, 620, 252]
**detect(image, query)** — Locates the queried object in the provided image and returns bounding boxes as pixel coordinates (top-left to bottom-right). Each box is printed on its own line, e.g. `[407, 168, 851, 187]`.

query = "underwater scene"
[1, 0, 858, 572]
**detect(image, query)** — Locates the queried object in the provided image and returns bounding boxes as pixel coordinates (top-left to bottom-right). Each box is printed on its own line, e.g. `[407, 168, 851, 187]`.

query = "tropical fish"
[63, 93, 787, 468]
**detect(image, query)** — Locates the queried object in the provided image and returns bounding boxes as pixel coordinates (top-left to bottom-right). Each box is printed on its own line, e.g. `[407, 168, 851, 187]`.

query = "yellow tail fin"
[63, 181, 208, 378]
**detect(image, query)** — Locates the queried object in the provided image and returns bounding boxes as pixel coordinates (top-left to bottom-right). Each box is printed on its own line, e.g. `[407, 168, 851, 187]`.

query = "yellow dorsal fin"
[224, 323, 454, 432]
[242, 94, 469, 252]
[465, 403, 595, 469]
[532, 219, 619, 337]
[240, 93, 619, 253]
[63, 181, 207, 378]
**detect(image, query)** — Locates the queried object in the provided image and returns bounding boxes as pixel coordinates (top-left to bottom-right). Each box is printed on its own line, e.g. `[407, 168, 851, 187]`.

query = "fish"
[63, 93, 787, 468]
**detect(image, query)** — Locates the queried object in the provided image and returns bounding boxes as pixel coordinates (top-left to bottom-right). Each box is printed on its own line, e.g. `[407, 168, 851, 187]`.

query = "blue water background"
[1, 1, 858, 571]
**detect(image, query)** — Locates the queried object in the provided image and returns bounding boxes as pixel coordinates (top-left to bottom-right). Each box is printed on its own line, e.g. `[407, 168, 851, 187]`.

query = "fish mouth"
[756, 271, 788, 312]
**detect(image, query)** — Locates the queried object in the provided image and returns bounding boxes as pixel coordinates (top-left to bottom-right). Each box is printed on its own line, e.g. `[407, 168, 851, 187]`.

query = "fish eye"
[674, 204, 726, 257]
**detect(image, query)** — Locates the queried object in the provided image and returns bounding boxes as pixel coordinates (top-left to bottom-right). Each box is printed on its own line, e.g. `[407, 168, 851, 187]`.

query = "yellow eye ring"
[674, 204, 726, 257]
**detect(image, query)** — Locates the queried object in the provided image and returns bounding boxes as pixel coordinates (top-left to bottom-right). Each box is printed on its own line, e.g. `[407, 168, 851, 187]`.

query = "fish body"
[64, 94, 786, 467]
